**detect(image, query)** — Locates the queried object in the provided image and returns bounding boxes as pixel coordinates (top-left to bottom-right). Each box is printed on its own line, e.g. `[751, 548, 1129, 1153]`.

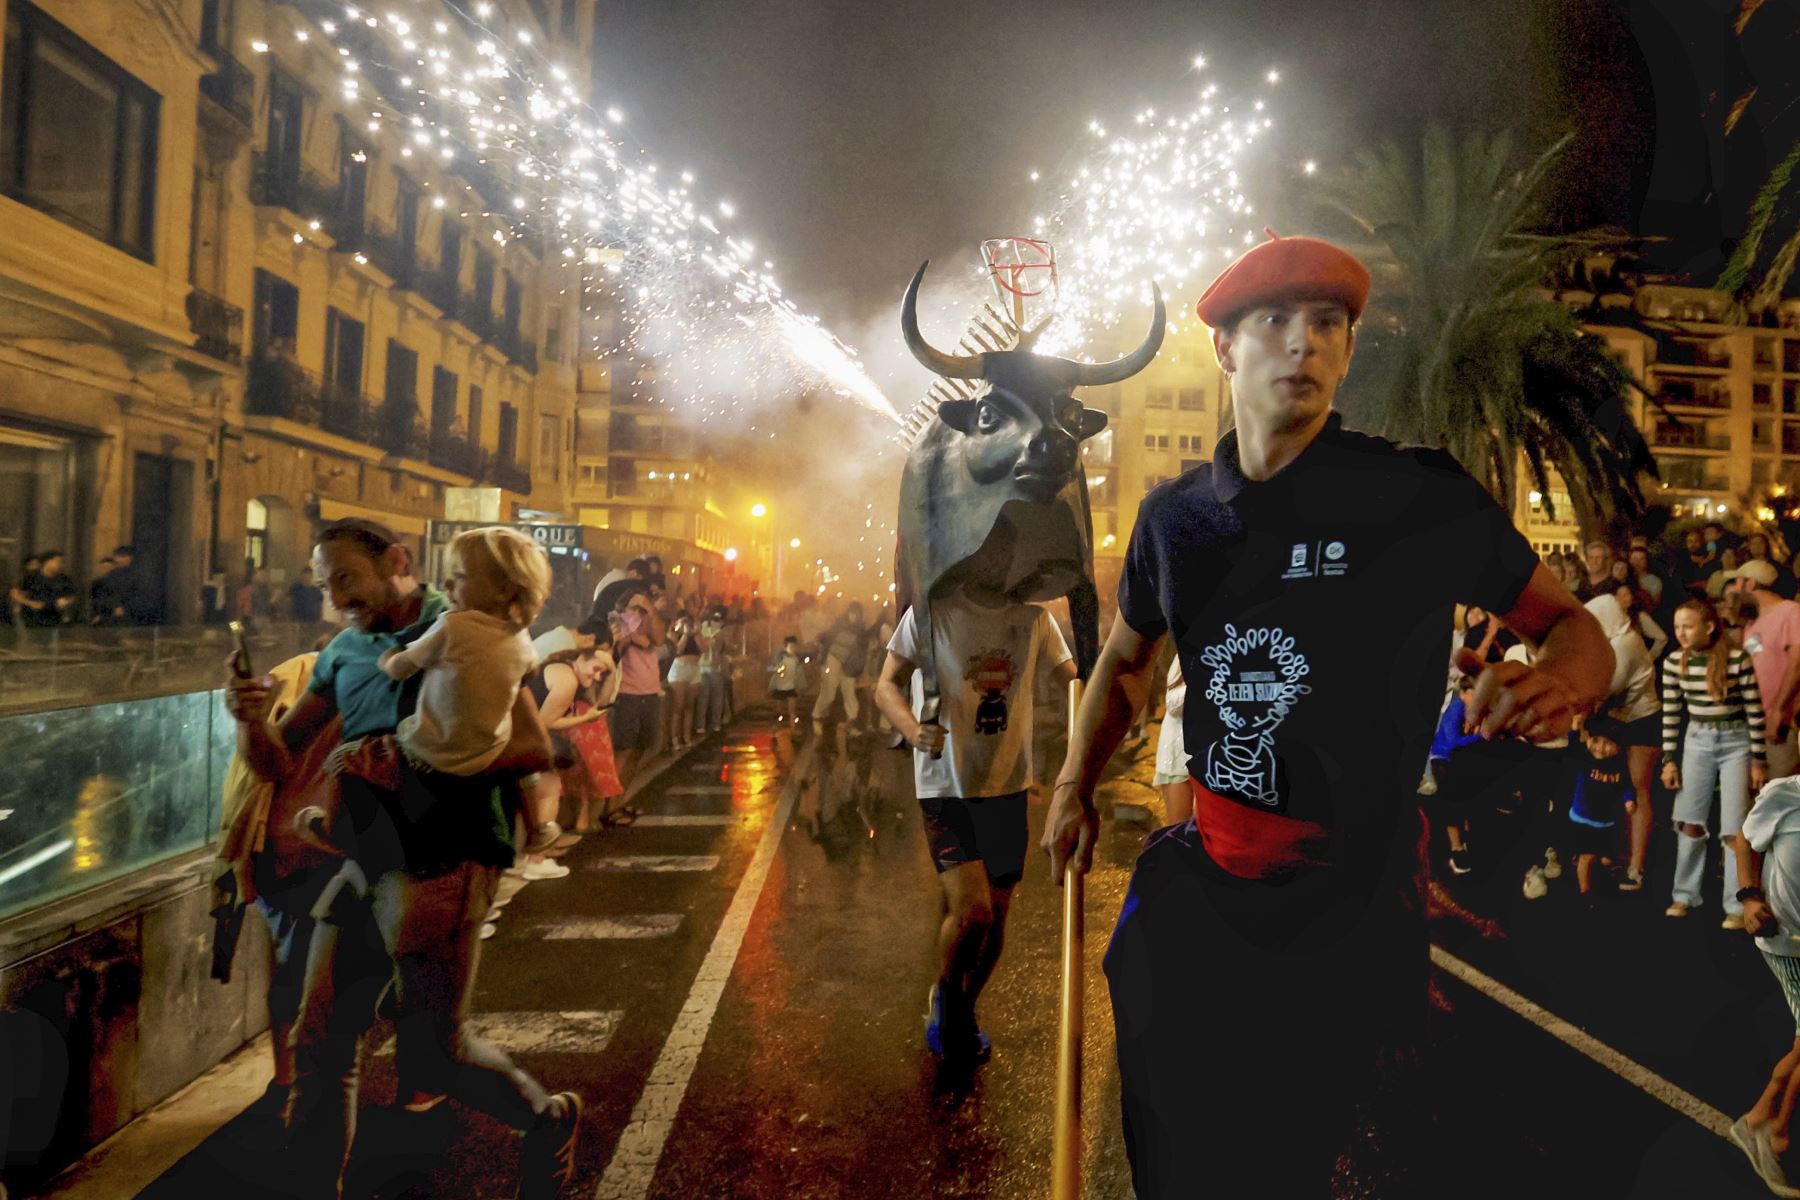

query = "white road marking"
[593, 740, 809, 1200]
[587, 855, 720, 873]
[543, 915, 682, 940]
[633, 815, 742, 827]
[1430, 945, 1732, 1138]
[662, 785, 734, 796]
[375, 1011, 620, 1058]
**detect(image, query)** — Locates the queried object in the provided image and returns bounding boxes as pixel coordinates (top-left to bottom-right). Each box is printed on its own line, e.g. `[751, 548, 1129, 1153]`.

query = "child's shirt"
[386, 609, 535, 776]
[1569, 758, 1633, 829]
[1660, 645, 1767, 760]
[768, 650, 805, 691]
[1428, 695, 1484, 763]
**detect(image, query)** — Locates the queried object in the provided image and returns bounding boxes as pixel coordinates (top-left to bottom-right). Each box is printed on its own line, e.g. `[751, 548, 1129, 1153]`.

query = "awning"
[317, 497, 429, 536]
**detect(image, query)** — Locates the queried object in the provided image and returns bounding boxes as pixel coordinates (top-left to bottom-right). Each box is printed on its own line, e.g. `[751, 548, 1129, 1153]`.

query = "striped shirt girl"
[1661, 641, 1767, 760]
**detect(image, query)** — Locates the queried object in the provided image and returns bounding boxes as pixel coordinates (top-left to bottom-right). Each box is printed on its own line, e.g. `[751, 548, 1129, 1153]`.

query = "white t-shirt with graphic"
[889, 596, 1073, 800]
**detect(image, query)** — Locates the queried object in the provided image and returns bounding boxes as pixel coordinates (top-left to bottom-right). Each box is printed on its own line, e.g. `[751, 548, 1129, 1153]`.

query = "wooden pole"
[1052, 678, 1085, 1200]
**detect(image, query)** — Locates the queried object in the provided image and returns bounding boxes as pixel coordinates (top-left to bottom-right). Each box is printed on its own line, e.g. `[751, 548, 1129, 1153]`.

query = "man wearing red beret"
[1044, 231, 1613, 1196]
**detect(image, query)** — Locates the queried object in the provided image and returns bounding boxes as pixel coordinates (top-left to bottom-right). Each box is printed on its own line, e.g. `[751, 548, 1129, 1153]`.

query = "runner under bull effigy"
[877, 260, 1163, 1063]
[1044, 231, 1617, 1197]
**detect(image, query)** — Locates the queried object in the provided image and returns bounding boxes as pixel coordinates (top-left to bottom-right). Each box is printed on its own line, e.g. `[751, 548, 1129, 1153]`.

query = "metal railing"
[186, 289, 243, 364]
[428, 432, 486, 478]
[199, 51, 255, 127]
[377, 402, 427, 459]
[490, 459, 532, 494]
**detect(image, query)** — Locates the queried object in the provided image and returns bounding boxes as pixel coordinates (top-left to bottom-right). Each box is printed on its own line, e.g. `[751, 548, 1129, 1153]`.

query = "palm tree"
[1311, 125, 1657, 537]
[1718, 139, 1800, 310]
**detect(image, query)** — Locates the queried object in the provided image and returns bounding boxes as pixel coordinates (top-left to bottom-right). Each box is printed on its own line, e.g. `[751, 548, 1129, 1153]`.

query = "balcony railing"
[1656, 383, 1732, 410]
[490, 459, 532, 494]
[1657, 342, 1732, 370]
[377, 402, 427, 460]
[1649, 423, 1731, 451]
[249, 154, 339, 217]
[420, 269, 462, 318]
[186, 289, 243, 364]
[199, 51, 254, 128]
[492, 324, 539, 372]
[247, 357, 380, 443]
[428, 432, 486, 479]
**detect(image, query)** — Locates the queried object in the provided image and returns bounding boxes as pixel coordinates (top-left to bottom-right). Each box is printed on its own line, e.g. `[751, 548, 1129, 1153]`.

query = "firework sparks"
[280, 0, 893, 426]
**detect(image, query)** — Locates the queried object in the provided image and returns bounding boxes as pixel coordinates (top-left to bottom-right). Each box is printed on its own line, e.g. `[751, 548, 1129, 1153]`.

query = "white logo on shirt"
[1281, 539, 1350, 581]
[1748, 632, 1766, 657]
[1197, 624, 1313, 807]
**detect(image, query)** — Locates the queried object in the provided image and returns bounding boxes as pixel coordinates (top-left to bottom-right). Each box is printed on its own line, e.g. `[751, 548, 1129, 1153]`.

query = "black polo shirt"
[1120, 412, 1538, 874]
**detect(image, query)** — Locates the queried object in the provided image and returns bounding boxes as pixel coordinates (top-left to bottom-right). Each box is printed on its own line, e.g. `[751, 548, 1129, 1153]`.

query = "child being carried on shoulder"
[379, 526, 559, 853]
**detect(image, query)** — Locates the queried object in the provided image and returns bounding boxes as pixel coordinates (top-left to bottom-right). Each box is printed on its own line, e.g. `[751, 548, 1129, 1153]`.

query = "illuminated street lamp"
[725, 547, 739, 563]
[751, 502, 767, 518]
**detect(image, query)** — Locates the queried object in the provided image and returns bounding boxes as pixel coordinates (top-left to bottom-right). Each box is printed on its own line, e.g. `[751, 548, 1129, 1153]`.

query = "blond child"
[379, 527, 558, 852]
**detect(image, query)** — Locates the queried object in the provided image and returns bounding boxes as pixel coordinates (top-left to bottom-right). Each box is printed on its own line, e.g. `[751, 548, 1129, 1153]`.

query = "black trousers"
[1104, 817, 1433, 1199]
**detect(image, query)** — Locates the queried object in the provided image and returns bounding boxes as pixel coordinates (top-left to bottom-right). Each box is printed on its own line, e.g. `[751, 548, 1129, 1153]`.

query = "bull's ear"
[937, 399, 977, 433]
[1075, 407, 1109, 439]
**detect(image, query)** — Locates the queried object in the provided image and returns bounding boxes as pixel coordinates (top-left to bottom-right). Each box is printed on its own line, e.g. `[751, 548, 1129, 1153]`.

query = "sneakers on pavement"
[517, 1092, 583, 1200]
[1730, 1117, 1800, 1198]
[1542, 848, 1563, 880]
[520, 820, 563, 856]
[1666, 901, 1690, 918]
[1724, 912, 1748, 931]
[1522, 866, 1547, 900]
[520, 859, 571, 881]
[924, 984, 990, 1063]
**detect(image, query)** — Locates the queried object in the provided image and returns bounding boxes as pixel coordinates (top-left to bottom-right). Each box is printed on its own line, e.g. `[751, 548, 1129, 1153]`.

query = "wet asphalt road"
[116, 704, 1800, 1198]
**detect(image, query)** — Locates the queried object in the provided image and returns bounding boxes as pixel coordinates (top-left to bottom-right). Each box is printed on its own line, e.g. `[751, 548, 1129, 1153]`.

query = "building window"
[498, 401, 519, 462]
[468, 385, 483, 443]
[538, 415, 560, 481]
[1158, 434, 1169, 451]
[323, 307, 365, 397]
[431, 367, 458, 438]
[245, 497, 268, 570]
[265, 72, 304, 185]
[502, 273, 522, 335]
[1177, 388, 1205, 411]
[394, 179, 419, 280]
[1, 2, 159, 258]
[385, 340, 418, 411]
[1145, 388, 1173, 409]
[337, 132, 367, 232]
[473, 250, 495, 315]
[252, 269, 299, 356]
[1143, 433, 1156, 449]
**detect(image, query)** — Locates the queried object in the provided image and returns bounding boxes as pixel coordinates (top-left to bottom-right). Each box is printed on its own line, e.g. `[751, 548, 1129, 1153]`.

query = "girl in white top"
[1151, 658, 1192, 823]
[380, 527, 554, 843]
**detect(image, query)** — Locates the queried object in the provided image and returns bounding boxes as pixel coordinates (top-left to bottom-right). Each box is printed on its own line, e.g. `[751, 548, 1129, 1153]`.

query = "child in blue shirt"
[1570, 720, 1634, 898]
[1428, 676, 1486, 874]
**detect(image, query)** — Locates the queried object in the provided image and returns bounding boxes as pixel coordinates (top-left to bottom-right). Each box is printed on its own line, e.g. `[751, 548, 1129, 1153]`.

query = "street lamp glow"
[750, 502, 767, 518]
[789, 537, 801, 549]
[724, 547, 739, 563]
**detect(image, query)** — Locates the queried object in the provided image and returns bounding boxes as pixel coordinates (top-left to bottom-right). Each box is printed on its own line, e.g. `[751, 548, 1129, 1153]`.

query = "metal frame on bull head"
[893, 259, 1166, 731]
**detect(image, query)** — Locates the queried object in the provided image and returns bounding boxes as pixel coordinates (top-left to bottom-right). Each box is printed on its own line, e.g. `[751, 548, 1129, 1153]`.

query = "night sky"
[591, 0, 1800, 322]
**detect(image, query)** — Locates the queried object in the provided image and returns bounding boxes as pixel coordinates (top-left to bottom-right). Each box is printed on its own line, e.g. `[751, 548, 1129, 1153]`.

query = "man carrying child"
[223, 518, 582, 1200]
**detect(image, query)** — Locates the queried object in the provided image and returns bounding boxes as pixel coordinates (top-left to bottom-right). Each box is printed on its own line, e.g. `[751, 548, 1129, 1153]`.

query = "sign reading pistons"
[964, 649, 1019, 735]
[1197, 624, 1313, 809]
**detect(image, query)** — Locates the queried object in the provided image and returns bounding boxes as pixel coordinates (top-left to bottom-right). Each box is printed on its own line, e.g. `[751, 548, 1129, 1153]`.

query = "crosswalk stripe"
[543, 915, 682, 940]
[593, 739, 809, 1200]
[374, 1010, 620, 1058]
[587, 855, 720, 872]
[633, 814, 741, 826]
[1430, 945, 1731, 1138]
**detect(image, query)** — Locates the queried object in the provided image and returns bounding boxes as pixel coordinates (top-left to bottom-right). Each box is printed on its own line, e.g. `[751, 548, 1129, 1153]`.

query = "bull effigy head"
[895, 261, 1166, 725]
[902, 261, 1164, 501]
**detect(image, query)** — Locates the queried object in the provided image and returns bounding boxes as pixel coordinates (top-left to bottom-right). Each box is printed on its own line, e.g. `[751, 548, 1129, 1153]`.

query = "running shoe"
[1730, 1117, 1800, 1198]
[924, 985, 990, 1063]
[1666, 901, 1690, 918]
[1522, 866, 1547, 900]
[1724, 913, 1747, 931]
[517, 1092, 584, 1200]
[1542, 848, 1563, 880]
[924, 984, 949, 1056]
[520, 859, 570, 881]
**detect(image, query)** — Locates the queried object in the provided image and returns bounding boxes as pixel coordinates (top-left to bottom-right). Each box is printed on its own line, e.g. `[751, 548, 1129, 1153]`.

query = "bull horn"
[902, 261, 985, 380]
[1072, 282, 1167, 386]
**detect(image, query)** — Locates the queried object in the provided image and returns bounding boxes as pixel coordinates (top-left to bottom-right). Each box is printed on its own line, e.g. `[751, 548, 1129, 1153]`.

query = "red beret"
[1195, 229, 1371, 328]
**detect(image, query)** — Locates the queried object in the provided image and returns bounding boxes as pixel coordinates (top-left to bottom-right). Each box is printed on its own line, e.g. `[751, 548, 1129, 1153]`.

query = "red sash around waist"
[1191, 779, 1331, 880]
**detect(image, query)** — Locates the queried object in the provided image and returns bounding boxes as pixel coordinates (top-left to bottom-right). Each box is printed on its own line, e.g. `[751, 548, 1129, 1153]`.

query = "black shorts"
[919, 791, 1028, 888]
[1568, 817, 1622, 858]
[610, 692, 661, 753]
[770, 687, 798, 700]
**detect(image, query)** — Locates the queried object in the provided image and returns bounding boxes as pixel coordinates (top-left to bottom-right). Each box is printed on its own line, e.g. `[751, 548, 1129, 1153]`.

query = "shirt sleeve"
[307, 638, 339, 700]
[1661, 655, 1682, 757]
[1421, 451, 1540, 616]
[396, 613, 454, 672]
[888, 606, 921, 663]
[1038, 609, 1075, 669]
[1117, 492, 1169, 639]
[1739, 650, 1769, 760]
